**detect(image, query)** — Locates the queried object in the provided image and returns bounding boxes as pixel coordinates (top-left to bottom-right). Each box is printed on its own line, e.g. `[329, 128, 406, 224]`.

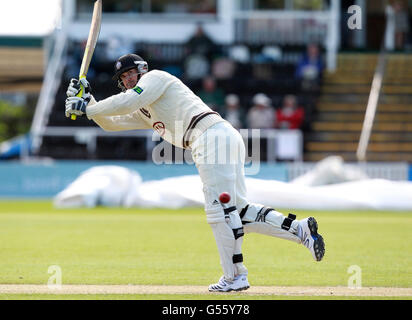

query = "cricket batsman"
[65, 54, 325, 292]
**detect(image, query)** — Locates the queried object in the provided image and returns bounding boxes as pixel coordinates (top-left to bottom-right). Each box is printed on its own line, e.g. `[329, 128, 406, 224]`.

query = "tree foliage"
[0, 100, 33, 142]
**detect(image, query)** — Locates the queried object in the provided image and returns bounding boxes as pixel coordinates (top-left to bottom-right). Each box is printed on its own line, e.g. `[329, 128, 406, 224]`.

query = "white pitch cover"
[54, 165, 412, 211]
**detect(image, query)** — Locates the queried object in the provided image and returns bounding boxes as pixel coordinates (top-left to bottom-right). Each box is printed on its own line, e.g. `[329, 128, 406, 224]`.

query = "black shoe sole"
[234, 285, 250, 292]
[209, 285, 250, 293]
[308, 217, 325, 261]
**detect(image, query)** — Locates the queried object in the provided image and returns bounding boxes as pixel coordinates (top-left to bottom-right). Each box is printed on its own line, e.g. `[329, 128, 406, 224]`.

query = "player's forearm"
[86, 92, 138, 117]
[86, 95, 149, 131]
[91, 114, 124, 131]
[91, 113, 149, 131]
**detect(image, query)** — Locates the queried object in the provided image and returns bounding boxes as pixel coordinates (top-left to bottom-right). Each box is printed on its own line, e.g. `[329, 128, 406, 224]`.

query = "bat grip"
[70, 78, 85, 121]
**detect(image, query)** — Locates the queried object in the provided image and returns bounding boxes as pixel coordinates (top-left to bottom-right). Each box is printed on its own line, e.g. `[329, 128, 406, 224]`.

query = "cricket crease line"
[0, 285, 411, 296]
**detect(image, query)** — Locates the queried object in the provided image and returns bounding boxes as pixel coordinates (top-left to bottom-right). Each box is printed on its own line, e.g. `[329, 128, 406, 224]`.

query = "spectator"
[191, 0, 217, 14]
[393, 0, 410, 50]
[408, 0, 412, 44]
[295, 43, 323, 91]
[65, 42, 83, 80]
[105, 35, 134, 62]
[184, 55, 210, 80]
[222, 94, 246, 129]
[385, 1, 396, 51]
[276, 95, 305, 129]
[246, 93, 276, 129]
[184, 24, 219, 80]
[67, 40, 97, 80]
[197, 77, 225, 112]
[212, 58, 236, 80]
[186, 23, 219, 61]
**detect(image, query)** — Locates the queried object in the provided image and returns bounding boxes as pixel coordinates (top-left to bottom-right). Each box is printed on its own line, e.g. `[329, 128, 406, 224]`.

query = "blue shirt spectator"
[295, 44, 323, 90]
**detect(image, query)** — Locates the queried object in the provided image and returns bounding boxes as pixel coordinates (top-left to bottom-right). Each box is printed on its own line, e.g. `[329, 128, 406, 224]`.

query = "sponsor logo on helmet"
[116, 61, 122, 70]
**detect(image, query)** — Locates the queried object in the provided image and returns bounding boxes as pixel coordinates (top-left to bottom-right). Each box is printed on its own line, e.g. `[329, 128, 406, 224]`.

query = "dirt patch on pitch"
[1, 285, 411, 297]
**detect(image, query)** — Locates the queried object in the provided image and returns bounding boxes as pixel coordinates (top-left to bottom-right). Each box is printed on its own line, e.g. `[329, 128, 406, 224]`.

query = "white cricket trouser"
[191, 121, 248, 221]
[191, 121, 248, 280]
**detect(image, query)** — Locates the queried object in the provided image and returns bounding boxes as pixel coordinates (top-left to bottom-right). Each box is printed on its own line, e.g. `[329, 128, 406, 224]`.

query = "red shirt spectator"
[276, 95, 304, 129]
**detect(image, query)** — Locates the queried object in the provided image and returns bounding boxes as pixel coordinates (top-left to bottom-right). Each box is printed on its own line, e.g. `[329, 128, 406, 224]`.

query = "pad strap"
[224, 206, 236, 222]
[239, 205, 249, 219]
[281, 213, 297, 231]
[255, 206, 274, 222]
[232, 227, 244, 240]
[224, 206, 244, 239]
[233, 253, 243, 264]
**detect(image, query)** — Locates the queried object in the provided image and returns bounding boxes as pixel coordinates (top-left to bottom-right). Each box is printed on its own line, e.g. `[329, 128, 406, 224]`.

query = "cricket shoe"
[208, 274, 250, 292]
[299, 217, 325, 261]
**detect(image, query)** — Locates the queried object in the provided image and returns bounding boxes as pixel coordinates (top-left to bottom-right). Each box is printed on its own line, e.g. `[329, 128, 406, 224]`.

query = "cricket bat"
[71, 0, 102, 120]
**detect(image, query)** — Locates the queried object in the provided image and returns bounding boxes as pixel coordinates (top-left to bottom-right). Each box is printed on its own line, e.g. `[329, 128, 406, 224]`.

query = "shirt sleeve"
[91, 112, 150, 131]
[86, 70, 173, 118]
[86, 96, 150, 131]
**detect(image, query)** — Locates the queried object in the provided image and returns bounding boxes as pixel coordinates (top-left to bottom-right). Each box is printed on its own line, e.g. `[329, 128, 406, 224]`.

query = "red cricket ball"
[219, 192, 231, 204]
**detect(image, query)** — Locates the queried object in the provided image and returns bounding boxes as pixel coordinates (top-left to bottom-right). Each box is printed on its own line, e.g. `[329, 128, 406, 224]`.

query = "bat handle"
[70, 76, 86, 121]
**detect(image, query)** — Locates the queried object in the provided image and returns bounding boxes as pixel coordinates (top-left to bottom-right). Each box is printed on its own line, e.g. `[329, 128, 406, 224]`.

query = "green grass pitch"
[0, 200, 411, 300]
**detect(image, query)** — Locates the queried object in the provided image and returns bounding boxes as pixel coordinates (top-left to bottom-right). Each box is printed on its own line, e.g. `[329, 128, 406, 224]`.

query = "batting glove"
[65, 96, 89, 118]
[66, 78, 92, 101]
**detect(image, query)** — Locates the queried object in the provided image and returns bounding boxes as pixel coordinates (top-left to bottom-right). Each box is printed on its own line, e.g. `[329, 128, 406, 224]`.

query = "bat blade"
[79, 0, 102, 78]
[71, 0, 102, 121]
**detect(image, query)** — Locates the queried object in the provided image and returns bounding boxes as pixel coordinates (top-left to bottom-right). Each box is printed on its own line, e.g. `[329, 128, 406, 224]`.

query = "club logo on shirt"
[153, 121, 166, 137]
[140, 108, 151, 119]
[134, 86, 144, 95]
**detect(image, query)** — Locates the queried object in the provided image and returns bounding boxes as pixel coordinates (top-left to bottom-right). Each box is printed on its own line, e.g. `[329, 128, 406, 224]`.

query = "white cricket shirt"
[86, 70, 225, 149]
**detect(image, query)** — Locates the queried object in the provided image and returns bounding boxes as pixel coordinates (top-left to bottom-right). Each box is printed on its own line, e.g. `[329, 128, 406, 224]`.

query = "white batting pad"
[210, 221, 237, 281]
[241, 203, 301, 244]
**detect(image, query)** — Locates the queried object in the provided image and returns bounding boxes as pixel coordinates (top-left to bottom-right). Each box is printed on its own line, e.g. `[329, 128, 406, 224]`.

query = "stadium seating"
[37, 41, 319, 161]
[304, 53, 412, 162]
[0, 46, 44, 94]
